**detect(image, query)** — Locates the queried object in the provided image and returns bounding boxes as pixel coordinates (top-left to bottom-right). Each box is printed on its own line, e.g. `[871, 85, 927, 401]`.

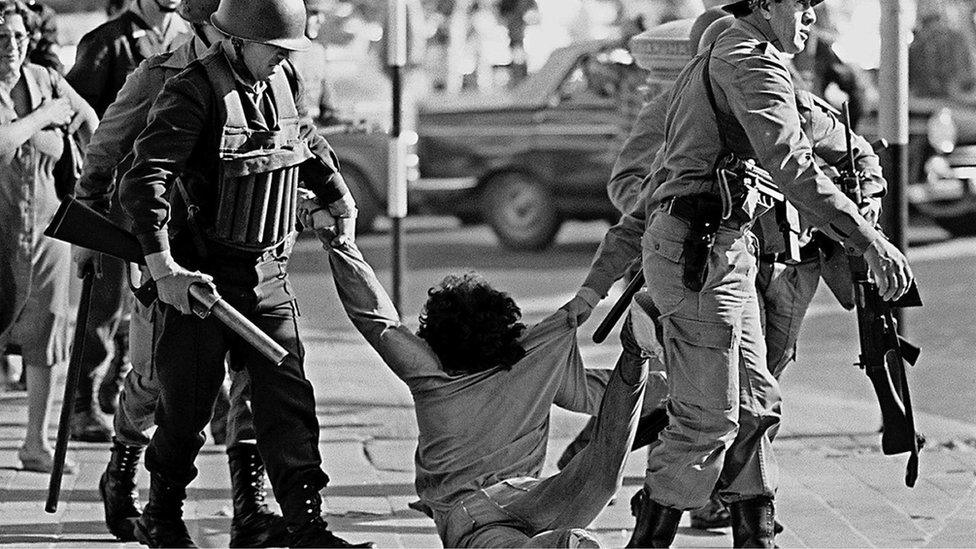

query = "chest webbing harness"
[189, 51, 314, 253]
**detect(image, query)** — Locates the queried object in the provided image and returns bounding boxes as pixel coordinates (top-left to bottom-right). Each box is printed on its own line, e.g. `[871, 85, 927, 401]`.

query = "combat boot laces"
[285, 484, 374, 548]
[227, 443, 289, 547]
[100, 438, 143, 541]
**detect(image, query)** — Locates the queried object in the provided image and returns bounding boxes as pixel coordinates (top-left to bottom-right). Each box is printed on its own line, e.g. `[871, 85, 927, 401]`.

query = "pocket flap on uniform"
[663, 315, 733, 349]
[648, 233, 684, 263]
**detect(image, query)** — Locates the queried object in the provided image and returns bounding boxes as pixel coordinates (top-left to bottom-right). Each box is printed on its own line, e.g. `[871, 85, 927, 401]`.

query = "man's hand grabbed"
[145, 250, 215, 315]
[297, 189, 345, 249]
[328, 192, 358, 247]
[863, 238, 914, 302]
[559, 287, 601, 328]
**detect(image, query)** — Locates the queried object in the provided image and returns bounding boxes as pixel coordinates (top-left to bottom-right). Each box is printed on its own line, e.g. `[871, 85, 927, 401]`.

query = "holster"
[677, 194, 723, 292]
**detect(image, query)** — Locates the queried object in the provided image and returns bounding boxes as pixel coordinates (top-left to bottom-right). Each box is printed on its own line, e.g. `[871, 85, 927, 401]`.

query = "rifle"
[44, 197, 289, 367]
[838, 102, 924, 487]
[46, 267, 94, 513]
[717, 155, 801, 263]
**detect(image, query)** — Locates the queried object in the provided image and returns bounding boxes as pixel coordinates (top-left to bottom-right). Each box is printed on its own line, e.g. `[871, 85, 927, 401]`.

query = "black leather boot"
[730, 496, 776, 548]
[285, 484, 375, 548]
[626, 487, 682, 548]
[133, 472, 195, 548]
[227, 443, 289, 548]
[99, 438, 144, 541]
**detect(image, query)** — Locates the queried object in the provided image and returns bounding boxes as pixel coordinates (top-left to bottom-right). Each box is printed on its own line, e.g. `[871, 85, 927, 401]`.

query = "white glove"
[145, 250, 215, 315]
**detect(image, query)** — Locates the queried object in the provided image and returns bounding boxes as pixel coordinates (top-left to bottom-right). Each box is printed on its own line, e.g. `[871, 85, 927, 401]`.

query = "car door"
[532, 47, 631, 211]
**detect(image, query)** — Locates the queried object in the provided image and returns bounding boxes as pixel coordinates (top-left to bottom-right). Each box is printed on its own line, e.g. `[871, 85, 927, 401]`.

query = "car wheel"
[483, 173, 561, 251]
[343, 166, 381, 233]
[915, 196, 976, 236]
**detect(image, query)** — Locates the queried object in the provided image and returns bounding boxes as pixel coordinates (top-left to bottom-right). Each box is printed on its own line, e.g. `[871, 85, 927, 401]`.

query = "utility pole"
[879, 0, 911, 330]
[387, 0, 408, 310]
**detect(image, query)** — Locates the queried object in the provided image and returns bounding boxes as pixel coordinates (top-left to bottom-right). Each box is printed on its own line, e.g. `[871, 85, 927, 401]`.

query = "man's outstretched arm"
[324, 239, 438, 381]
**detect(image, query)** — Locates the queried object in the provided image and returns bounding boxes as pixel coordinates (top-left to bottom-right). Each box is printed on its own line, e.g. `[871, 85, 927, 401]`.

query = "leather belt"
[659, 195, 751, 231]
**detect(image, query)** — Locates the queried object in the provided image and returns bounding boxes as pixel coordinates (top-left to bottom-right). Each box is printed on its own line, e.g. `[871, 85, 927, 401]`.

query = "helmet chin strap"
[228, 37, 259, 82]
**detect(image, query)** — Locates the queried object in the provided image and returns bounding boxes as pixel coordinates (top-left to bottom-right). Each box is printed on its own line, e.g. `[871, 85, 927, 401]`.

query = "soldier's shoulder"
[145, 50, 178, 70]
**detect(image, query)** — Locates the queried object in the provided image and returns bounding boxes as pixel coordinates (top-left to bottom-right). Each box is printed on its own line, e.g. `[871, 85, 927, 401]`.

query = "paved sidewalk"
[2, 254, 975, 547]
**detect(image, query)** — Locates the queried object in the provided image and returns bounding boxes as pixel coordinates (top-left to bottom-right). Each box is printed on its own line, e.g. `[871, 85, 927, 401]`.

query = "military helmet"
[211, 0, 311, 51]
[178, 0, 220, 25]
[722, 0, 826, 17]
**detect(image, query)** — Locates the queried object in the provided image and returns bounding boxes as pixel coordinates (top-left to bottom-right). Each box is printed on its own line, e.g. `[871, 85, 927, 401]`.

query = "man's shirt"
[120, 44, 349, 255]
[67, 8, 188, 117]
[325, 243, 610, 528]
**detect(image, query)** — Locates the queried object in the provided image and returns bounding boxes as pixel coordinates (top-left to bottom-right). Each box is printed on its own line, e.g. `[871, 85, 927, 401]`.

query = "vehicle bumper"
[915, 154, 976, 203]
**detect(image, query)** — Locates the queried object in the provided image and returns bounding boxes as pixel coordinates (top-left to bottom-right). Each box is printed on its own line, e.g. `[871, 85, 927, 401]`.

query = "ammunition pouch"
[209, 163, 301, 252]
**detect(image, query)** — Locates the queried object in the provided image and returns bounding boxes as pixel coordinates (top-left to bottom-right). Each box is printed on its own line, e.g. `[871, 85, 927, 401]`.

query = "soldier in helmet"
[75, 0, 295, 545]
[562, 0, 914, 546]
[66, 0, 189, 444]
[116, 0, 371, 547]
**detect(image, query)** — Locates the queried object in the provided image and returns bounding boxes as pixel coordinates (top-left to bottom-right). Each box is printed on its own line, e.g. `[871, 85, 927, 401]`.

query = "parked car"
[412, 39, 639, 250]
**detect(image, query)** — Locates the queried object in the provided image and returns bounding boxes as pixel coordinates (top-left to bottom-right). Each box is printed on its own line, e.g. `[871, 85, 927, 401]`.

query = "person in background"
[0, 0, 97, 474]
[24, 0, 62, 73]
[290, 0, 341, 125]
[790, 4, 867, 127]
[65, 0, 188, 443]
[909, 4, 976, 104]
[0, 0, 61, 394]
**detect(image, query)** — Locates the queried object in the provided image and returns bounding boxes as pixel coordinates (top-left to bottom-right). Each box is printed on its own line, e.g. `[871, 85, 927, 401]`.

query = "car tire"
[915, 196, 976, 236]
[483, 173, 561, 251]
[343, 166, 382, 234]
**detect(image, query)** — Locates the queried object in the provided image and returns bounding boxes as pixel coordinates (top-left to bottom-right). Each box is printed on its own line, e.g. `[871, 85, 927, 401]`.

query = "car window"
[555, 48, 632, 107]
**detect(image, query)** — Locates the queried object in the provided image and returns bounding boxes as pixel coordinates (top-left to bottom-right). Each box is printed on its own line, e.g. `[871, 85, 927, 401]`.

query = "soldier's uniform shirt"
[75, 35, 210, 217]
[67, 6, 188, 117]
[74, 35, 259, 449]
[577, 17, 885, 511]
[118, 44, 350, 520]
[121, 46, 348, 254]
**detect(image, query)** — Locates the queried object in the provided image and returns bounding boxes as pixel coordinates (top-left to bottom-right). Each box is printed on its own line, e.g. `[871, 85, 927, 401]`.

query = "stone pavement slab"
[2, 266, 976, 547]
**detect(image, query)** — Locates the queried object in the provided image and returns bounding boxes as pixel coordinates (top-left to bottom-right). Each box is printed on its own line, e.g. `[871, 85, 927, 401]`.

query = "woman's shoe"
[18, 447, 77, 474]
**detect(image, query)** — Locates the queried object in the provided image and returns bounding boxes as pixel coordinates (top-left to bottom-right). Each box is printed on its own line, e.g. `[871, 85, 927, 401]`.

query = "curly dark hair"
[417, 273, 526, 376]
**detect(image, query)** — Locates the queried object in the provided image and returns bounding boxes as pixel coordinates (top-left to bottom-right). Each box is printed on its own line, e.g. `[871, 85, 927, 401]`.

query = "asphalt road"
[287, 217, 976, 427]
